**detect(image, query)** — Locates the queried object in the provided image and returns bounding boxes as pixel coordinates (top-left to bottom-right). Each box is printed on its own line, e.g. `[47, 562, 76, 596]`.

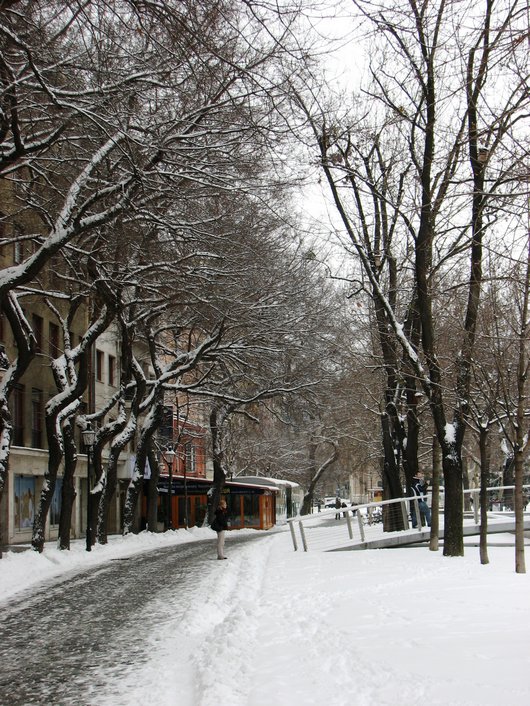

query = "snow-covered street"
[1, 527, 529, 706]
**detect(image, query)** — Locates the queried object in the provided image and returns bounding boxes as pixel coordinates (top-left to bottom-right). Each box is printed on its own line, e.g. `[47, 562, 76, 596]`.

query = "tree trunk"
[123, 438, 151, 534]
[403, 296, 422, 489]
[33, 403, 66, 553]
[84, 444, 103, 550]
[479, 425, 490, 565]
[514, 442, 526, 574]
[300, 441, 317, 516]
[442, 451, 464, 557]
[32, 440, 61, 553]
[0, 405, 13, 557]
[404, 404, 420, 487]
[381, 413, 405, 531]
[146, 443, 161, 533]
[98, 446, 121, 544]
[208, 404, 229, 524]
[58, 419, 77, 550]
[429, 435, 441, 552]
[123, 400, 163, 534]
[300, 440, 338, 516]
[513, 234, 529, 574]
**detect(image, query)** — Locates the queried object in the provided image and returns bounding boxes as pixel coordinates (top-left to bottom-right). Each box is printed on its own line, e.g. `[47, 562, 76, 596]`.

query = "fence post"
[299, 520, 308, 552]
[413, 498, 423, 532]
[357, 511, 366, 542]
[289, 520, 298, 551]
[345, 509, 353, 539]
[400, 499, 409, 528]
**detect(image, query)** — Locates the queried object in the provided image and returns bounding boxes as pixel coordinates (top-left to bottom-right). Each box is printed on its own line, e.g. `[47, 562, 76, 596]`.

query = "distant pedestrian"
[211, 498, 229, 559]
[411, 472, 431, 528]
[335, 497, 341, 520]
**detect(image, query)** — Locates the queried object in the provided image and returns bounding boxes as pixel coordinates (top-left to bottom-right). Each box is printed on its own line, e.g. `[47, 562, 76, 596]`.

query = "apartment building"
[0, 182, 131, 545]
[0, 179, 212, 546]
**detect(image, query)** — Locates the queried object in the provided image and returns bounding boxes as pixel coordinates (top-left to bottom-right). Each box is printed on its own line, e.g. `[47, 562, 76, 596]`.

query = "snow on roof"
[157, 475, 279, 493]
[234, 476, 300, 489]
[228, 480, 279, 492]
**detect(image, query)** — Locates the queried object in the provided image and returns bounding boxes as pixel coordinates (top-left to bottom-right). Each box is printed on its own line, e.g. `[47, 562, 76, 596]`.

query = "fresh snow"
[1, 527, 529, 705]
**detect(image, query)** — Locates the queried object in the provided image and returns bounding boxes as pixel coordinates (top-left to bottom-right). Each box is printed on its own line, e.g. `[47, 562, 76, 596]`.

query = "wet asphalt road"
[0, 534, 262, 706]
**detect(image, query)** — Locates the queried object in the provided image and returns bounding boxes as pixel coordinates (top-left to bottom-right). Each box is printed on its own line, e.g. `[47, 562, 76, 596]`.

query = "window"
[12, 384, 25, 446]
[50, 478, 62, 526]
[95, 349, 103, 381]
[108, 355, 116, 386]
[31, 388, 43, 448]
[32, 314, 43, 353]
[159, 406, 173, 443]
[49, 322, 60, 358]
[184, 442, 196, 474]
[243, 495, 260, 528]
[14, 475, 35, 530]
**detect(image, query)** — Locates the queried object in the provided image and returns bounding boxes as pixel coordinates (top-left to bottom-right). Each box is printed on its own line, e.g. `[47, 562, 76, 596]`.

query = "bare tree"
[32, 290, 115, 552]
[295, 0, 529, 555]
[0, 0, 312, 546]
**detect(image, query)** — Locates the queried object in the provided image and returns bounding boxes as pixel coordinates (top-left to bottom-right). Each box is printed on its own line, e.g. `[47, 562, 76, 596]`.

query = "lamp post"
[165, 446, 175, 530]
[82, 423, 96, 552]
[183, 461, 188, 529]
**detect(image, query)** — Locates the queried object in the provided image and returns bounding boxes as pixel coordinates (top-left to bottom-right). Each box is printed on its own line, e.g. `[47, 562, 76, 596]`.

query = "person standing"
[411, 472, 431, 528]
[334, 497, 341, 520]
[212, 498, 229, 559]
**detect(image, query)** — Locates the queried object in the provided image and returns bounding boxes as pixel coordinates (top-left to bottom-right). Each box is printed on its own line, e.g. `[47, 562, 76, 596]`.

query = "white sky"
[1, 527, 529, 705]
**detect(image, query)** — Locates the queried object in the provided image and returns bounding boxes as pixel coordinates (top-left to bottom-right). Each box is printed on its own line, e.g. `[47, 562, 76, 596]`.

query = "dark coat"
[213, 505, 228, 532]
[411, 476, 428, 499]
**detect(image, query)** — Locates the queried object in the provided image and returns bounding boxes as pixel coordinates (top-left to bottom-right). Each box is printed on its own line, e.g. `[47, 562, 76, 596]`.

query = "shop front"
[149, 476, 277, 530]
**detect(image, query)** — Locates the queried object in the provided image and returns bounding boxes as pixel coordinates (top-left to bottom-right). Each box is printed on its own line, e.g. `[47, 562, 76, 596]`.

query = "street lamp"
[165, 446, 175, 530]
[183, 457, 189, 530]
[82, 423, 97, 552]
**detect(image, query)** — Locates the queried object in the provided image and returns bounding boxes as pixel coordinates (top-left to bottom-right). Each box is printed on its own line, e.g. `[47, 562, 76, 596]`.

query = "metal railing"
[287, 485, 530, 552]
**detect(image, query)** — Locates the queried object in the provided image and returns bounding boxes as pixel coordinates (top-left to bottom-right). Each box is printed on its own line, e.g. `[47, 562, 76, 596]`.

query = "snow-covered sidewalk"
[2, 529, 530, 706]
